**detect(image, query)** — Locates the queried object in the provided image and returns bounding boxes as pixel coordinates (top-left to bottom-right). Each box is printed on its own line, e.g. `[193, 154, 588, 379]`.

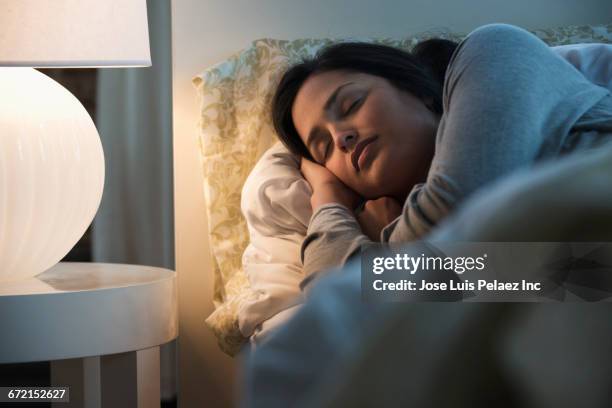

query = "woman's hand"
[300, 158, 362, 212]
[356, 197, 403, 241]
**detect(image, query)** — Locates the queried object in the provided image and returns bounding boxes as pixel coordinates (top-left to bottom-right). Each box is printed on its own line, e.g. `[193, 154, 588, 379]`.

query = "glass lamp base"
[0, 68, 104, 283]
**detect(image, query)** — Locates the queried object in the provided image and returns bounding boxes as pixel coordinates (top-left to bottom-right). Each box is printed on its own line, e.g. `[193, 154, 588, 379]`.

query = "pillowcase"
[238, 142, 310, 337]
[194, 23, 612, 356]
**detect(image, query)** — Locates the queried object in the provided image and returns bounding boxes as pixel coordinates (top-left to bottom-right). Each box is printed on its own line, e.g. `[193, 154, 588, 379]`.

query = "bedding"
[193, 23, 612, 355]
[242, 138, 612, 408]
[239, 142, 310, 339]
[242, 42, 612, 345]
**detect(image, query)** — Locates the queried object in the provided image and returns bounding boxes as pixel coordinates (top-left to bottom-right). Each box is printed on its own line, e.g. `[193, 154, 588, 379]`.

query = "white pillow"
[238, 142, 311, 337]
[238, 43, 612, 340]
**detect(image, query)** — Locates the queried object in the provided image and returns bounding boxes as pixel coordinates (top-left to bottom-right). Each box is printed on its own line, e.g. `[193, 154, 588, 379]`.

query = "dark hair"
[271, 39, 458, 160]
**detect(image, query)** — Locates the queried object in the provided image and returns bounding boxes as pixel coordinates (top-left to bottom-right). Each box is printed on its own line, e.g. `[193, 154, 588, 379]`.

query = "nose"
[332, 129, 358, 152]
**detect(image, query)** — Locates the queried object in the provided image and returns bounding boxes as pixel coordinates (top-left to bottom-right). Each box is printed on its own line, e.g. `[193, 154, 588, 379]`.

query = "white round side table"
[0, 262, 178, 408]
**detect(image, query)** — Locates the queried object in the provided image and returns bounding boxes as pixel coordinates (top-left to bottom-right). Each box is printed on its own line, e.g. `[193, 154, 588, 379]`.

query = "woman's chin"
[374, 174, 413, 200]
[355, 157, 411, 199]
[359, 181, 393, 200]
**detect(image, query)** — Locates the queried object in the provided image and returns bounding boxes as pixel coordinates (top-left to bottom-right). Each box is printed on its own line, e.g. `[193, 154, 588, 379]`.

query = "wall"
[171, 1, 611, 406]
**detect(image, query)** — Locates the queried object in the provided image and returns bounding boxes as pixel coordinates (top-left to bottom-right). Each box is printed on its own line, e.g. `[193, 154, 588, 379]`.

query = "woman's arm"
[300, 159, 402, 290]
[299, 203, 369, 290]
[386, 25, 610, 242]
[298, 159, 366, 289]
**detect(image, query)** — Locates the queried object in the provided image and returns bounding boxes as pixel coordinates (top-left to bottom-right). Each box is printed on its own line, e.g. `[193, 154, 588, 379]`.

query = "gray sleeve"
[385, 24, 609, 243]
[300, 203, 371, 290]
[381, 174, 461, 243]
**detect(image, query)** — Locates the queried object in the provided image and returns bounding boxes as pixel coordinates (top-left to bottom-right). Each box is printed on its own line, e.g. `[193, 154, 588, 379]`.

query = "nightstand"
[0, 263, 177, 407]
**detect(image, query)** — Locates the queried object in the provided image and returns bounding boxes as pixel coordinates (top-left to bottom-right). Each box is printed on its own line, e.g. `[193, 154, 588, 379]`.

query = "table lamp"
[0, 0, 151, 283]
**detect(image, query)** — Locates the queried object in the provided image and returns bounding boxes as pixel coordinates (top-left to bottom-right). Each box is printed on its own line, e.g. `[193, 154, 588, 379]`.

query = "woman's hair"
[271, 39, 458, 160]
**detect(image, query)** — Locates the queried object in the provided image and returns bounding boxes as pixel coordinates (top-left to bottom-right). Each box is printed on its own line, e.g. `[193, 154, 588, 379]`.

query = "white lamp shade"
[0, 68, 105, 283]
[0, 0, 151, 67]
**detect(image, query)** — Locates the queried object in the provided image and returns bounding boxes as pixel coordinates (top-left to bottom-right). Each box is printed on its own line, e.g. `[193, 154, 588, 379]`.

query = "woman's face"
[292, 70, 439, 201]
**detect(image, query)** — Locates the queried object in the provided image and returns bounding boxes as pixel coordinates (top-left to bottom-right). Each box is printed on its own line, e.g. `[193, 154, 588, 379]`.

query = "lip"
[351, 136, 378, 172]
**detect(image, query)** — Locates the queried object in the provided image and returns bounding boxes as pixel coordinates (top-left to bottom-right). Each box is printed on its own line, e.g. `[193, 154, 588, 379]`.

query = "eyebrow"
[304, 82, 354, 150]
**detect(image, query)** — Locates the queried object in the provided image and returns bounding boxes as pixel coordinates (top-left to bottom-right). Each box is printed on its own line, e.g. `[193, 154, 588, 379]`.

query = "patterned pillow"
[192, 23, 612, 356]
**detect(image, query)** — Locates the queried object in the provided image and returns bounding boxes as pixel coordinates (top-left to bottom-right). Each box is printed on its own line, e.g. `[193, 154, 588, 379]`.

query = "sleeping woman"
[271, 23, 612, 290]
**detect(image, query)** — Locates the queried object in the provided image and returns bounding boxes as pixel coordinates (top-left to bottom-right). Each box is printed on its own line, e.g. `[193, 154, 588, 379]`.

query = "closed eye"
[314, 137, 331, 164]
[343, 98, 362, 116]
[323, 141, 331, 161]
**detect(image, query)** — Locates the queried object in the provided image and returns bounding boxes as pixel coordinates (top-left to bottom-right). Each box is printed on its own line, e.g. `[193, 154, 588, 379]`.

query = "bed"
[192, 22, 612, 358]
